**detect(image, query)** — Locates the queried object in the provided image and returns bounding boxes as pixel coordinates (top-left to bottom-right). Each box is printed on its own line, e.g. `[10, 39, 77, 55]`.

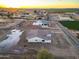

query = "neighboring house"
[0, 11, 8, 15]
[0, 19, 14, 26]
[21, 13, 30, 17]
[58, 15, 74, 21]
[33, 20, 49, 27]
[12, 13, 21, 18]
[26, 29, 52, 43]
[72, 14, 79, 20]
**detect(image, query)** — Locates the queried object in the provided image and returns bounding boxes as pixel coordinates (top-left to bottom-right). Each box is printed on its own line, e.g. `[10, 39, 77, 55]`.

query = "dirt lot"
[16, 20, 79, 59]
[0, 20, 77, 59]
[0, 30, 5, 38]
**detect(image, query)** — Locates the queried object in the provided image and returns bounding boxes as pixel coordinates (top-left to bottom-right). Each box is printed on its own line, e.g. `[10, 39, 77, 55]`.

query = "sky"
[0, 0, 79, 8]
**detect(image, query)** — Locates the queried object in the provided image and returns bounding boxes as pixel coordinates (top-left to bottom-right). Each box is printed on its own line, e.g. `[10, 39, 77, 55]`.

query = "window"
[38, 18, 42, 19]
[35, 39, 38, 41]
[44, 24, 47, 25]
[42, 24, 44, 25]
[42, 40, 45, 42]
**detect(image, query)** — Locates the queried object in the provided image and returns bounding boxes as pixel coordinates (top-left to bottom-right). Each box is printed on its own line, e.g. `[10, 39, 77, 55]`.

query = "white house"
[58, 15, 74, 21]
[26, 29, 52, 43]
[33, 20, 49, 27]
[27, 37, 51, 43]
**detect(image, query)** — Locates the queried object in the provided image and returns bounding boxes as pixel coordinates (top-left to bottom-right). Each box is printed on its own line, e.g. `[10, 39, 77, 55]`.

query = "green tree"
[37, 49, 54, 59]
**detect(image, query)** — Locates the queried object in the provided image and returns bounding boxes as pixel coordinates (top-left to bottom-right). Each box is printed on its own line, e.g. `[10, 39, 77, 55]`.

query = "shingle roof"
[35, 20, 48, 24]
[27, 29, 52, 40]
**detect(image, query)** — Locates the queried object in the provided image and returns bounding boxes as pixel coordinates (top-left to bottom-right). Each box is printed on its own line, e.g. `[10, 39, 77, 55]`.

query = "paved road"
[57, 22, 79, 47]
[49, 14, 79, 59]
[49, 14, 79, 47]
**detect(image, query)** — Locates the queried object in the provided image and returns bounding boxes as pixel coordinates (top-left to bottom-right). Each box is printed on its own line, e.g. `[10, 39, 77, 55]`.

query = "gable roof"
[27, 37, 44, 42]
[35, 20, 48, 24]
[26, 29, 52, 40]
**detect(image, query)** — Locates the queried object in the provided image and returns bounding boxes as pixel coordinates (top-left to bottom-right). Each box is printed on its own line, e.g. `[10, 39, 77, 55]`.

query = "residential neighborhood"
[0, 9, 79, 59]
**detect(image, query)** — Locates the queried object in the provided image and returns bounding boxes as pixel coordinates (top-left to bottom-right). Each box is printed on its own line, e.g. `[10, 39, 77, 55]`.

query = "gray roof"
[35, 20, 48, 24]
[27, 29, 52, 40]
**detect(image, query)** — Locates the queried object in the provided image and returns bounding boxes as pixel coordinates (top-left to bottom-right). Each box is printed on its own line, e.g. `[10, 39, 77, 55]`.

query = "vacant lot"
[0, 30, 5, 38]
[60, 21, 79, 30]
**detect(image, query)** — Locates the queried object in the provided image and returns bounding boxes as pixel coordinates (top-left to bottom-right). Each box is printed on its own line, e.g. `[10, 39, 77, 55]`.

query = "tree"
[37, 49, 54, 59]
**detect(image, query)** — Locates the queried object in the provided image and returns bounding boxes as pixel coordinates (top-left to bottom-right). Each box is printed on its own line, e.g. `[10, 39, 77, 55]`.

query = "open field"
[60, 21, 79, 30]
[47, 9, 79, 13]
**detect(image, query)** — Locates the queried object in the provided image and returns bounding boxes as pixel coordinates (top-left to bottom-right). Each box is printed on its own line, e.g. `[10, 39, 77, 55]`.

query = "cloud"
[0, 0, 79, 8]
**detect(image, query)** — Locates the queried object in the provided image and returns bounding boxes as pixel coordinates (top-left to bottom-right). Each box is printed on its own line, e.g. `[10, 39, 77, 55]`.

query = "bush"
[37, 49, 54, 59]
